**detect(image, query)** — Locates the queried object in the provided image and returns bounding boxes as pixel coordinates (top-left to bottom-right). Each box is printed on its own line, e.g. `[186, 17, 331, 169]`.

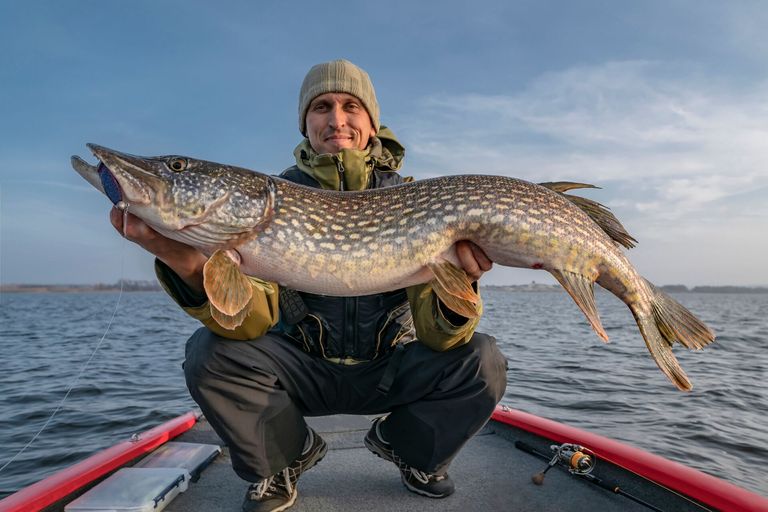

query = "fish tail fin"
[635, 314, 693, 391]
[646, 279, 716, 350]
[632, 279, 716, 391]
[550, 269, 608, 341]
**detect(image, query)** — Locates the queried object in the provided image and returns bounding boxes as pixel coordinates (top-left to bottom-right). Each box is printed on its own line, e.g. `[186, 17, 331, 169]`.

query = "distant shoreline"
[1, 281, 767, 294]
[0, 280, 163, 293]
[482, 283, 768, 294]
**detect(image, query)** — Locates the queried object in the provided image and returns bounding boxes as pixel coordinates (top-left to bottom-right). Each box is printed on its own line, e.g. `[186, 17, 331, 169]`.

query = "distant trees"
[95, 279, 162, 291]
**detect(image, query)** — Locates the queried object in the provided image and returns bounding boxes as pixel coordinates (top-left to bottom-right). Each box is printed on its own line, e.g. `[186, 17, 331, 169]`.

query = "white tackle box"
[135, 442, 221, 479]
[64, 467, 189, 512]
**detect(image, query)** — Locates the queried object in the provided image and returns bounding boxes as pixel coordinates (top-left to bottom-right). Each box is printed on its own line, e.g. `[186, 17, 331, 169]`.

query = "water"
[0, 292, 199, 497]
[0, 290, 766, 499]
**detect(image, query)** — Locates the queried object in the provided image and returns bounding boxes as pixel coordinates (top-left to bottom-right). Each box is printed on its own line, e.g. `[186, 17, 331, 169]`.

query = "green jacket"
[156, 127, 482, 358]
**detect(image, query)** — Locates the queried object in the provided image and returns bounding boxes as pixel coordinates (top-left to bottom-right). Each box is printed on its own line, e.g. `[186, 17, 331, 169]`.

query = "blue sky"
[1, 1, 766, 286]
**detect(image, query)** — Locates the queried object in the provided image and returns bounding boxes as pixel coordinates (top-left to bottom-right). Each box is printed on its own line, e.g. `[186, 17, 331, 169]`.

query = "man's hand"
[455, 240, 493, 282]
[109, 207, 208, 294]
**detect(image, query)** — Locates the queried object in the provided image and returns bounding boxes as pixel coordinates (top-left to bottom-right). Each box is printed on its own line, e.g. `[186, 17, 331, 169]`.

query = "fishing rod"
[515, 440, 669, 512]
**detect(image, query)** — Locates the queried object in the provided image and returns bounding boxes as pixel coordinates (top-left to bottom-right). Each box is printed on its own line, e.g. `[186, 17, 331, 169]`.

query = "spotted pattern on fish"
[72, 145, 716, 391]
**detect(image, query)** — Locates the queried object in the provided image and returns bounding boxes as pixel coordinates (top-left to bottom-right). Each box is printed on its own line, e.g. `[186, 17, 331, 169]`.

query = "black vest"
[270, 166, 416, 362]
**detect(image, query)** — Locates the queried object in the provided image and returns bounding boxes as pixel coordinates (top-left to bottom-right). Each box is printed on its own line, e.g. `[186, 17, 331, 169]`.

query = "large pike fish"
[72, 144, 715, 390]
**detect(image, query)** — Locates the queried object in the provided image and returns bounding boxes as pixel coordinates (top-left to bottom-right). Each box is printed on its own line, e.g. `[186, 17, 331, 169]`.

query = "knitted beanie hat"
[298, 59, 380, 135]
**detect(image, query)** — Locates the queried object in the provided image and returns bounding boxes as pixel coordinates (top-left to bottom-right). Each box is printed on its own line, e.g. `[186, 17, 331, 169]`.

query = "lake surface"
[0, 289, 766, 499]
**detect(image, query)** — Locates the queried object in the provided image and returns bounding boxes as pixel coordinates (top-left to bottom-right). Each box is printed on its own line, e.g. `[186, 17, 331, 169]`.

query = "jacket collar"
[292, 126, 405, 191]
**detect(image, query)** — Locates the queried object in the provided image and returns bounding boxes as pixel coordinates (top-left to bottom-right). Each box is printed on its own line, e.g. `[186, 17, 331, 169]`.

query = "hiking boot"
[242, 427, 327, 512]
[364, 416, 455, 498]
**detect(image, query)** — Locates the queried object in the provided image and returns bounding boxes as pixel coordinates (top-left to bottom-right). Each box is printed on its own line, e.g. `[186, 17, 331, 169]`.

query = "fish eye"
[168, 158, 188, 172]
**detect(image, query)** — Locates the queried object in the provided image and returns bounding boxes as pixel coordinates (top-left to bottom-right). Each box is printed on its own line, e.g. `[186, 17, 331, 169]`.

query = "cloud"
[399, 60, 768, 225]
[392, 60, 768, 285]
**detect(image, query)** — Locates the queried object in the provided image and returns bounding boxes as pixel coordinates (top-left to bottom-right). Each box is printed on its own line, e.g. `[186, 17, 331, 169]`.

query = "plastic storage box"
[64, 467, 189, 512]
[135, 441, 221, 479]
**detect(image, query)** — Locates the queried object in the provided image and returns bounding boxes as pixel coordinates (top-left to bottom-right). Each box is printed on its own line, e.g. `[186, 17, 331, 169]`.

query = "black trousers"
[183, 328, 508, 482]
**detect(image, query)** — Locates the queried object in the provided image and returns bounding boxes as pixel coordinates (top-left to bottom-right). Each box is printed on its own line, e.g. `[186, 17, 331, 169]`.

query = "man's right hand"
[109, 207, 208, 294]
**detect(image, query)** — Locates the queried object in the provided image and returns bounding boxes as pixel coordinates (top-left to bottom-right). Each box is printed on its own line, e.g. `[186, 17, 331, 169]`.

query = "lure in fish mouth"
[71, 144, 277, 249]
[71, 143, 166, 207]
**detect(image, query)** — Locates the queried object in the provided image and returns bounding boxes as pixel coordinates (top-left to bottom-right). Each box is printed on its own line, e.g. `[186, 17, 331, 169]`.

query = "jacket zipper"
[335, 158, 345, 191]
[352, 298, 359, 358]
[342, 297, 358, 360]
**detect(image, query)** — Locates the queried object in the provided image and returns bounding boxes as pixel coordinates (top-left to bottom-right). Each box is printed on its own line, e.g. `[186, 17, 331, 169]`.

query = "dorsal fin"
[538, 181, 598, 194]
[538, 181, 638, 249]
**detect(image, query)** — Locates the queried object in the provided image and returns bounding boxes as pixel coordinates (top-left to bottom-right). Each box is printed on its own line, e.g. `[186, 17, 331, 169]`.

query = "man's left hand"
[455, 241, 493, 282]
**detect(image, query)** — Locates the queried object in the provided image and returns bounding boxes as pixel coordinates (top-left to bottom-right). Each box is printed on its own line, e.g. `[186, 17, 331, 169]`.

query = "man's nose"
[328, 106, 346, 128]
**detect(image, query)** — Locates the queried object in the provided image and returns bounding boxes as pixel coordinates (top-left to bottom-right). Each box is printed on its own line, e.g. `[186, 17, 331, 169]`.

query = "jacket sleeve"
[406, 282, 482, 351]
[154, 260, 280, 340]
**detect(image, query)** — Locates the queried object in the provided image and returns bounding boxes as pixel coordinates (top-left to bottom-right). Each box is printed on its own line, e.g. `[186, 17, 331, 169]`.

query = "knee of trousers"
[465, 332, 509, 403]
[182, 327, 242, 393]
[183, 328, 284, 393]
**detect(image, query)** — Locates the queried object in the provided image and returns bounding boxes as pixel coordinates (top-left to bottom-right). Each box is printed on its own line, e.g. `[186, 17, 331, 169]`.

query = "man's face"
[305, 92, 376, 155]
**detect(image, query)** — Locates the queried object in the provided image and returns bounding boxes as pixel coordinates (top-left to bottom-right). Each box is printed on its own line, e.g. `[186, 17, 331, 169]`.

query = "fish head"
[72, 144, 276, 250]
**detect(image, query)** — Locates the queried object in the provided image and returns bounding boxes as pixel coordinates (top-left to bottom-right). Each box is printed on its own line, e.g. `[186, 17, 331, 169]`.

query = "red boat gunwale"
[492, 406, 768, 512]
[0, 410, 200, 512]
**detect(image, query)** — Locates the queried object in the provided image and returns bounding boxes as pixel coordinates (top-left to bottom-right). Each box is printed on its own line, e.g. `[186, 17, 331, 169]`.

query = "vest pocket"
[301, 313, 330, 359]
[375, 301, 416, 357]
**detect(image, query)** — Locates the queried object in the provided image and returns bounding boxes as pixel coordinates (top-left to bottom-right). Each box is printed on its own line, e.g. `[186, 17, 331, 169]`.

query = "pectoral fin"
[204, 249, 253, 316]
[427, 261, 480, 319]
[210, 297, 252, 330]
[550, 269, 608, 341]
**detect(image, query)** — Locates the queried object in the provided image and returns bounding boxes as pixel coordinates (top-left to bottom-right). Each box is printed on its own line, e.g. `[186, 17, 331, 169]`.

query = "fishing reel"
[531, 443, 595, 485]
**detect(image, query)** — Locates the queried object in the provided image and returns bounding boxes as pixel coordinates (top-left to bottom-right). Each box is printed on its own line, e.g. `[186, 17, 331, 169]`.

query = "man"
[111, 59, 508, 512]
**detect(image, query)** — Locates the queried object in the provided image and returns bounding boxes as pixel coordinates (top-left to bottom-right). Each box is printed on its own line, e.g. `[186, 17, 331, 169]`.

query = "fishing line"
[0, 208, 130, 475]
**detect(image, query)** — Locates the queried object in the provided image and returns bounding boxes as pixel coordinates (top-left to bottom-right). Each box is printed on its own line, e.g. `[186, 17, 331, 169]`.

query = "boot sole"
[269, 488, 298, 512]
[401, 476, 453, 499]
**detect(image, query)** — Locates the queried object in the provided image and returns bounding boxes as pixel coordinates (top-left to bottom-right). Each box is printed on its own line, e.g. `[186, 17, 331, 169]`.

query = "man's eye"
[313, 104, 328, 111]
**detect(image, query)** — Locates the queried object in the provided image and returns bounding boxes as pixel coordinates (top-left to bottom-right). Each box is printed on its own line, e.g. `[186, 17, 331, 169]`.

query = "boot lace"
[249, 468, 294, 500]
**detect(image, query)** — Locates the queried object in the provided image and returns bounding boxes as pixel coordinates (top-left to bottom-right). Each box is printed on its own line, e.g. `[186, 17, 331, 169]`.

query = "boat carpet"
[164, 414, 657, 512]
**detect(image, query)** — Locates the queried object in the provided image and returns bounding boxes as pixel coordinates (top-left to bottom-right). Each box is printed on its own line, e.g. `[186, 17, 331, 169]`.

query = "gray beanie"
[298, 59, 380, 135]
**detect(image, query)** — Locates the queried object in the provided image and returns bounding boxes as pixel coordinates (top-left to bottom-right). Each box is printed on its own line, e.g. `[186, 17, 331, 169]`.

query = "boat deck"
[166, 414, 668, 512]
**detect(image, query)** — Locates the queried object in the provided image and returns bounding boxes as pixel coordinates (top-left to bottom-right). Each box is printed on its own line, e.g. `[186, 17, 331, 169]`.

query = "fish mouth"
[71, 154, 107, 196]
[84, 144, 160, 206]
[96, 161, 123, 205]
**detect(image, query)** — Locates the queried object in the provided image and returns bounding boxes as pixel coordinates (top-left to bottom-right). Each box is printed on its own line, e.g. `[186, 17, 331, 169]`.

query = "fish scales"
[71, 145, 715, 390]
[230, 174, 620, 299]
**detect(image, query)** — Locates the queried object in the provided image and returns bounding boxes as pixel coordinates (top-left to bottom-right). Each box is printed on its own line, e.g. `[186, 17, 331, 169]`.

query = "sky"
[1, 0, 767, 287]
